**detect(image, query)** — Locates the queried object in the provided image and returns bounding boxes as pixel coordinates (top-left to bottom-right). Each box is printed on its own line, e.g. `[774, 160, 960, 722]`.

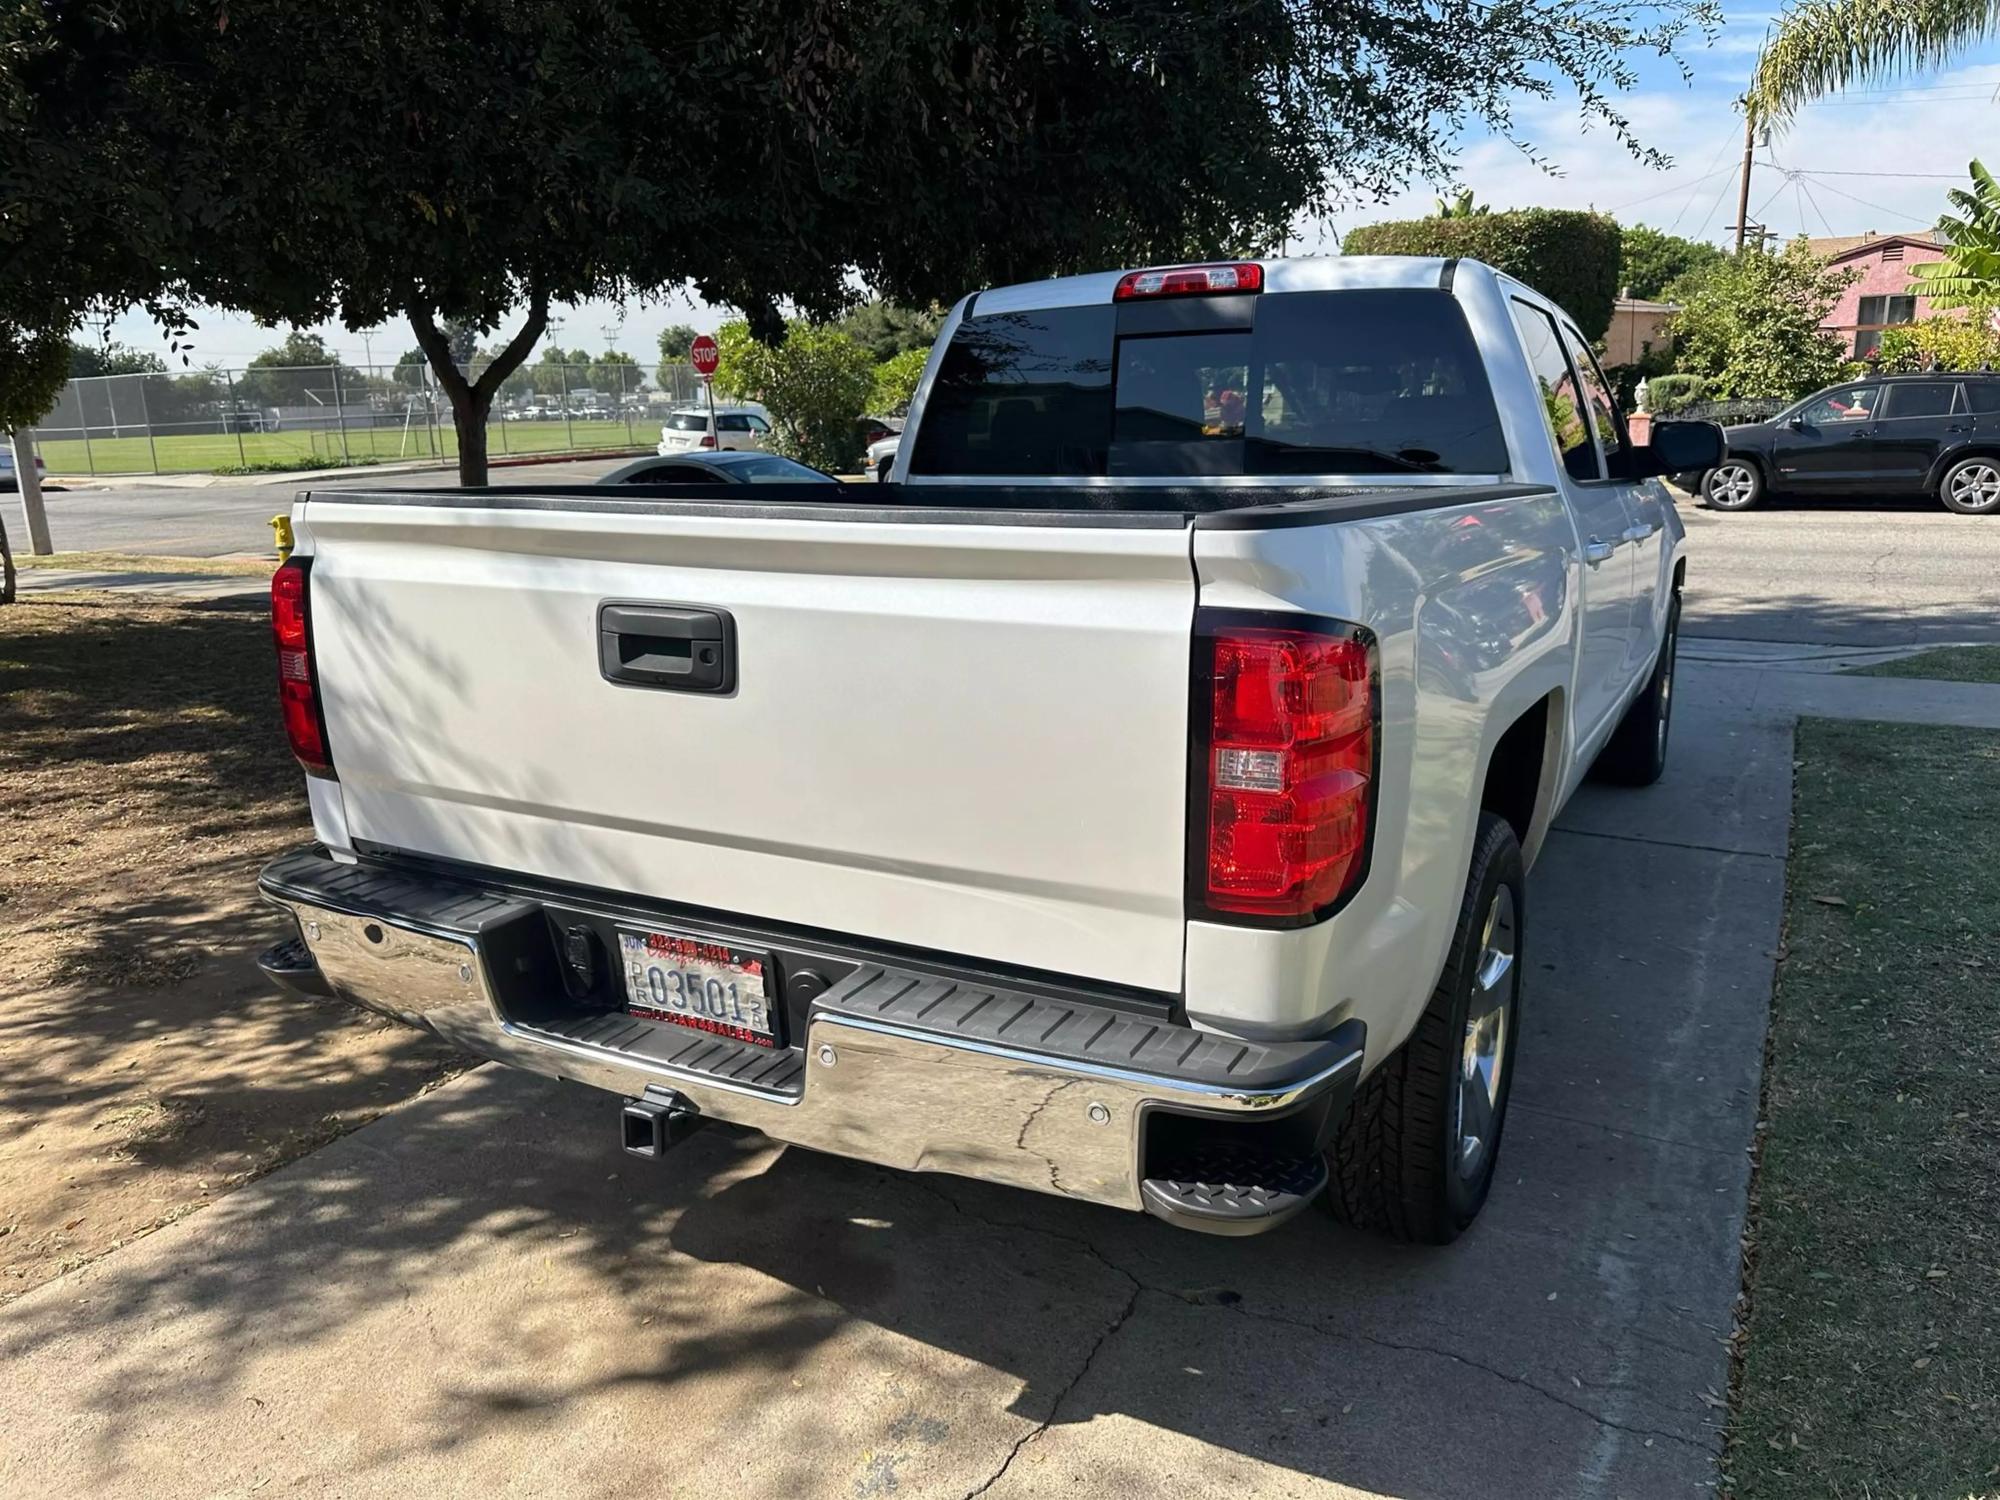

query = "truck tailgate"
[297, 496, 1196, 992]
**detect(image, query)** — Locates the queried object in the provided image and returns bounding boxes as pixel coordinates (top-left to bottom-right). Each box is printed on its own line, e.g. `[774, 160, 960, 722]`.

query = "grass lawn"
[1852, 645, 2000, 685]
[1728, 717, 2000, 1499]
[14, 550, 274, 577]
[38, 418, 648, 476]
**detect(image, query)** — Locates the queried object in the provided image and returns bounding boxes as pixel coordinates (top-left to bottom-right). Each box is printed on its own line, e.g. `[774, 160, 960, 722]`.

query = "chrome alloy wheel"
[1946, 460, 2000, 513]
[1705, 463, 1757, 508]
[1455, 884, 1517, 1181]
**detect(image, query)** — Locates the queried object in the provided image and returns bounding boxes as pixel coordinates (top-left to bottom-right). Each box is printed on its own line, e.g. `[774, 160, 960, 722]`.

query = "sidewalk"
[13, 567, 270, 601]
[52, 447, 652, 490]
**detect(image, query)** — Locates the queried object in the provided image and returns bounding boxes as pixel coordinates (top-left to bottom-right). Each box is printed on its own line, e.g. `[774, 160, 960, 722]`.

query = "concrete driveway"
[0, 668, 1794, 1499]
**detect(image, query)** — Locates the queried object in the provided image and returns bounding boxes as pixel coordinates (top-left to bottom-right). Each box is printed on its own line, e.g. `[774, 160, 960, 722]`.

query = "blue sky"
[107, 14, 2000, 370]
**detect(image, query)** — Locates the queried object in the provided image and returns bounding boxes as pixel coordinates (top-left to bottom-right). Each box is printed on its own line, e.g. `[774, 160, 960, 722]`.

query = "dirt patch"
[0, 592, 461, 1303]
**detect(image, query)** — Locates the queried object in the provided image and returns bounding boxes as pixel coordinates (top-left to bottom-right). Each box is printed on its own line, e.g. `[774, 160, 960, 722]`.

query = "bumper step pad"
[1140, 1147, 1329, 1236]
[530, 1010, 808, 1097]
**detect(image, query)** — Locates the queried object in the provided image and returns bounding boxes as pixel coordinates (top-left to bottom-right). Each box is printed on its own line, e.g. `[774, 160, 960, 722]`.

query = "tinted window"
[1967, 382, 2000, 415]
[717, 414, 752, 432]
[1510, 300, 1598, 481]
[910, 305, 1116, 476]
[1882, 382, 1958, 419]
[1798, 385, 1879, 425]
[912, 291, 1505, 477]
[1560, 323, 1629, 473]
[623, 464, 718, 484]
[666, 413, 709, 431]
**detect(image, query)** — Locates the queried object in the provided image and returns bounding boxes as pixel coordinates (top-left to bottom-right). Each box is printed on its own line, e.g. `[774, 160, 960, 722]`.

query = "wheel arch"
[1479, 690, 1562, 871]
[1926, 445, 2000, 496]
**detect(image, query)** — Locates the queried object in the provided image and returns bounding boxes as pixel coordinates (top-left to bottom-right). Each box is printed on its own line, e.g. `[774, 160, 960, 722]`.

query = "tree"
[1433, 189, 1489, 219]
[6, 0, 1710, 484]
[68, 340, 167, 378]
[588, 350, 644, 401]
[713, 319, 875, 472]
[1911, 160, 2000, 311]
[1619, 225, 1724, 301]
[1749, 0, 1996, 124]
[392, 349, 429, 390]
[1667, 238, 1859, 399]
[0, 325, 68, 592]
[1343, 210, 1625, 338]
[655, 323, 702, 384]
[838, 302, 943, 362]
[871, 348, 931, 416]
[237, 332, 362, 408]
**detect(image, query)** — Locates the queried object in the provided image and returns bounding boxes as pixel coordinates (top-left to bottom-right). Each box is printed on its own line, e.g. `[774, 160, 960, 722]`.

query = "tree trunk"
[407, 290, 550, 487]
[0, 512, 15, 606]
[450, 385, 492, 486]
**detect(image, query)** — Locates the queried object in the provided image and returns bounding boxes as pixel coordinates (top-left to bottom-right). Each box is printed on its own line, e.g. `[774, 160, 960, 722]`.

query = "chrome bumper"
[259, 847, 1363, 1217]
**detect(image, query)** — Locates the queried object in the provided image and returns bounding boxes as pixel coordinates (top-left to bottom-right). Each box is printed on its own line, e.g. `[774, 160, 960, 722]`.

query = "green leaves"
[1344, 210, 1624, 339]
[1909, 160, 2000, 313]
[1667, 240, 1858, 400]
[712, 318, 874, 473]
[1749, 0, 1998, 125]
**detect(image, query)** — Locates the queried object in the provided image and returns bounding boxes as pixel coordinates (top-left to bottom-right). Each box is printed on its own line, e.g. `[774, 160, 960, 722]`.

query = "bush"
[1874, 312, 2000, 373]
[870, 348, 930, 416]
[1668, 240, 1857, 400]
[1644, 374, 1705, 413]
[711, 319, 875, 473]
[1343, 209, 1623, 338]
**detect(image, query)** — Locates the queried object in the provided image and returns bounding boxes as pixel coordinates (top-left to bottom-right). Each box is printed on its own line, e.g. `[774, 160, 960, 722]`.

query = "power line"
[1606, 162, 1738, 216]
[1756, 161, 1964, 178]
[1796, 176, 1839, 238]
[1803, 174, 1930, 222]
[1694, 162, 1743, 241]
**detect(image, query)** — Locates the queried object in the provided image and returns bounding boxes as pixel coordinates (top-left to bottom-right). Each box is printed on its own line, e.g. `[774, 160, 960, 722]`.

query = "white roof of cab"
[969, 255, 1457, 316]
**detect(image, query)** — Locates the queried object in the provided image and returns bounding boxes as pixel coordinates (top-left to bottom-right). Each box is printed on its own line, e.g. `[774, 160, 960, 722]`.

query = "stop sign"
[689, 334, 719, 378]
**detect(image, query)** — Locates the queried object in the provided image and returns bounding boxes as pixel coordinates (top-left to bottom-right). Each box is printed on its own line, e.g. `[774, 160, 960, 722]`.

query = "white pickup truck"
[257, 256, 1719, 1243]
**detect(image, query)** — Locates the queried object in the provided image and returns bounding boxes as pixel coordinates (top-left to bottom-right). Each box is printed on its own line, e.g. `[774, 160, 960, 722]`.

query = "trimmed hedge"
[1644, 373, 1705, 414]
[1342, 210, 1623, 340]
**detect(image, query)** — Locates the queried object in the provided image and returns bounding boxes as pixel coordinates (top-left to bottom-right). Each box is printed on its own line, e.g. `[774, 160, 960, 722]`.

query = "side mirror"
[1618, 419, 1724, 480]
[1788, 416, 1807, 431]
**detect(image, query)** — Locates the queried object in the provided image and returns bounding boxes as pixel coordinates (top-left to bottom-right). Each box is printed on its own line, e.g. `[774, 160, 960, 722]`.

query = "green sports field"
[37, 418, 649, 476]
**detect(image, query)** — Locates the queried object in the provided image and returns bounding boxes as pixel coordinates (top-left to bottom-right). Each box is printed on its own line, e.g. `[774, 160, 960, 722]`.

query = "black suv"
[1696, 372, 2000, 514]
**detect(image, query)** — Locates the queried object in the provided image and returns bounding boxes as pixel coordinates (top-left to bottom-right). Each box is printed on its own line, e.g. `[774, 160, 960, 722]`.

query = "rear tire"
[1592, 594, 1679, 787]
[1700, 461, 1762, 511]
[1323, 813, 1525, 1245]
[1938, 456, 2000, 515]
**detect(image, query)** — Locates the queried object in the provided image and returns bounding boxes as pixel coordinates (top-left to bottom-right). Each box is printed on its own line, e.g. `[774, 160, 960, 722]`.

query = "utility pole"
[9, 429, 53, 556]
[1734, 105, 1756, 253]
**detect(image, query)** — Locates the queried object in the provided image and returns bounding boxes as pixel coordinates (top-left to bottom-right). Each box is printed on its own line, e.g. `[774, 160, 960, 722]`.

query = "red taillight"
[271, 556, 334, 777]
[1200, 621, 1373, 920]
[698, 432, 717, 448]
[1113, 261, 1264, 301]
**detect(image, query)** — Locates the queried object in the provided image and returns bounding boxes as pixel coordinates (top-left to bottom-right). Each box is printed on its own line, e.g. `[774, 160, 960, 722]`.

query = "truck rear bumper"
[258, 845, 1364, 1233]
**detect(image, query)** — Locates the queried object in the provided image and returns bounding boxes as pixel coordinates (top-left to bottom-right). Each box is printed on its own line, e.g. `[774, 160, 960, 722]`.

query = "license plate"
[618, 931, 776, 1047]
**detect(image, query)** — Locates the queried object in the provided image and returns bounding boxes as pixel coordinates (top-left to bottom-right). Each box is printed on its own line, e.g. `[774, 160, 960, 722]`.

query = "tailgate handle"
[598, 603, 735, 693]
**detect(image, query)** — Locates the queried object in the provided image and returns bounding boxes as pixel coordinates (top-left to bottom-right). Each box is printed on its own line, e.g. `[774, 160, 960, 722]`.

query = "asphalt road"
[1674, 490, 2000, 645]
[28, 457, 635, 557]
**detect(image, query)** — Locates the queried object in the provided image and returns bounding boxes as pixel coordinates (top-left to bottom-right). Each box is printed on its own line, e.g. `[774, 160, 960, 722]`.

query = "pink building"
[1807, 230, 1951, 358]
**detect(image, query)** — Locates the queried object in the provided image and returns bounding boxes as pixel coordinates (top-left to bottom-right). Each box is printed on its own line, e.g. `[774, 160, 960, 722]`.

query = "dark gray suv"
[1698, 372, 2000, 514]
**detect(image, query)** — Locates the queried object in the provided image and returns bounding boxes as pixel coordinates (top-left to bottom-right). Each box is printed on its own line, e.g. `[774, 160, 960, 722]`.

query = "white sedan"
[658, 407, 772, 454]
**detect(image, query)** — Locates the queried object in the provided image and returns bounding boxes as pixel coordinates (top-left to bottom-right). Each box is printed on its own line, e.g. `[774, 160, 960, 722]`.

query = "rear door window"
[1965, 381, 2000, 415]
[1880, 382, 1959, 420]
[910, 290, 1506, 478]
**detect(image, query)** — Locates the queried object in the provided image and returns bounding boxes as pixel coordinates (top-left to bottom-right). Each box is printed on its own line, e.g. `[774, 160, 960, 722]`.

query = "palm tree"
[1748, 0, 1998, 123]
[1912, 160, 2000, 309]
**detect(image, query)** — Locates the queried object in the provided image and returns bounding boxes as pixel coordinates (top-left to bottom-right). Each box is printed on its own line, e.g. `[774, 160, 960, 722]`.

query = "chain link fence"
[29, 361, 708, 475]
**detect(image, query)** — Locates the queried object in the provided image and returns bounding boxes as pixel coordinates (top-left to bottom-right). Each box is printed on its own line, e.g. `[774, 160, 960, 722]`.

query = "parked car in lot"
[257, 255, 1716, 1245]
[1697, 371, 2000, 514]
[658, 407, 771, 453]
[0, 445, 47, 490]
[597, 452, 838, 486]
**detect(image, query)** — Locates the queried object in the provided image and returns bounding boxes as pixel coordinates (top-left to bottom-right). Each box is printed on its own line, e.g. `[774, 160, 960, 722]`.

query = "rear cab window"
[1880, 382, 1959, 420]
[909, 289, 1509, 479]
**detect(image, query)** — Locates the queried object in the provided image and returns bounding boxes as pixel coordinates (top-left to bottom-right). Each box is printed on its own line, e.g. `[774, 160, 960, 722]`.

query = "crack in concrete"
[910, 1174, 1711, 1498]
